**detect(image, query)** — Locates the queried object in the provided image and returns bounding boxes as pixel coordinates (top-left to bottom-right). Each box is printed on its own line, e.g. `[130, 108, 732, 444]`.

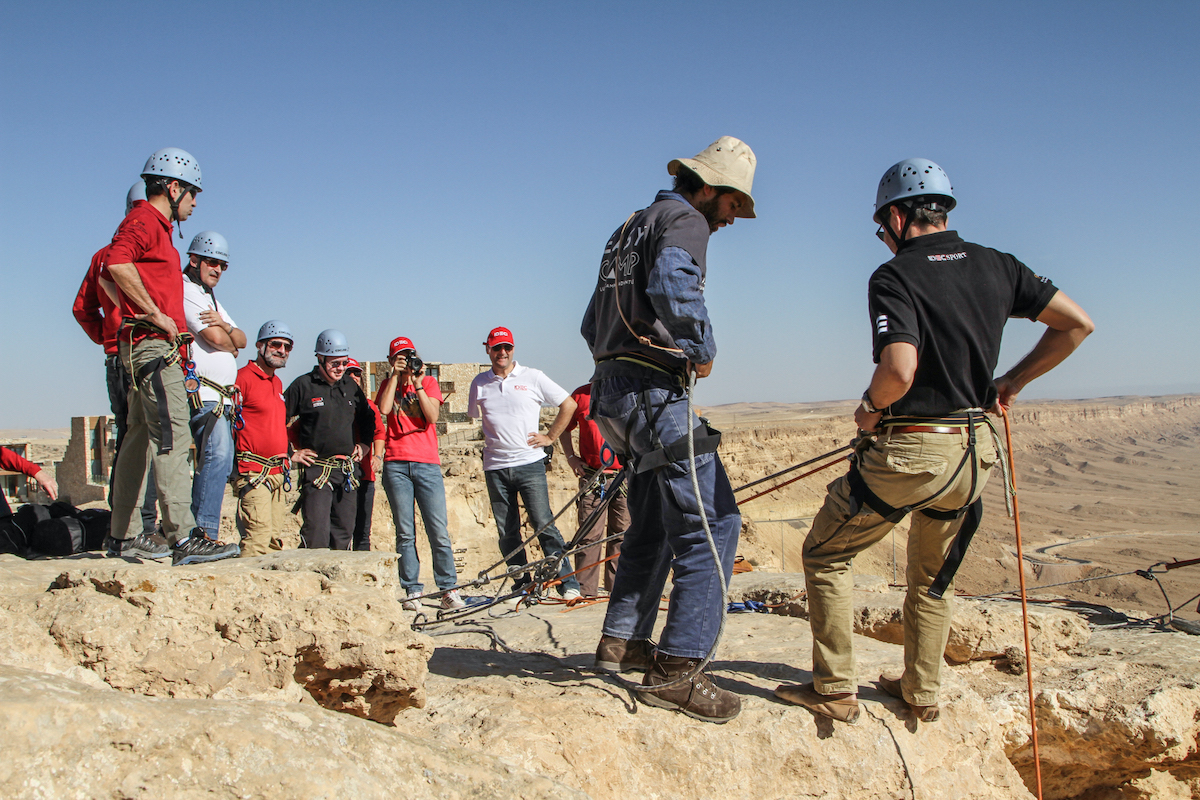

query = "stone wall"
[53, 416, 110, 506]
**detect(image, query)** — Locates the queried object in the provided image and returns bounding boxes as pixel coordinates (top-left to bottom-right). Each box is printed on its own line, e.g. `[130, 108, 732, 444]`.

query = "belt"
[310, 455, 359, 492]
[888, 425, 969, 434]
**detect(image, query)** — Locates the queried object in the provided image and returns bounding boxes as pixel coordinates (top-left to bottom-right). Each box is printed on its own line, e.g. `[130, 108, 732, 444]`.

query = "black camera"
[400, 349, 423, 374]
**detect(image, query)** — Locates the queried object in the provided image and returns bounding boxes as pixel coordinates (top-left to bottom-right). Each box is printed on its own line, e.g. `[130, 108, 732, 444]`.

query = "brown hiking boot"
[637, 654, 741, 723]
[878, 674, 940, 722]
[594, 635, 654, 673]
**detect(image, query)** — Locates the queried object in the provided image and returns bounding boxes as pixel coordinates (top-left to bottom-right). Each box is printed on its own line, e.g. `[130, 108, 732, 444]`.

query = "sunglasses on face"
[200, 257, 228, 271]
[266, 339, 292, 351]
[325, 359, 349, 369]
[490, 344, 513, 353]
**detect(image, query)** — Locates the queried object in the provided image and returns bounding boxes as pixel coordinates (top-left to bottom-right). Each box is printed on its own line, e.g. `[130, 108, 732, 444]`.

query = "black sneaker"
[105, 532, 171, 560]
[172, 530, 240, 566]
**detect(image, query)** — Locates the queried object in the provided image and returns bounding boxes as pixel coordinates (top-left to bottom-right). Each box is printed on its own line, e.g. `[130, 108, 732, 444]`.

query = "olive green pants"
[802, 424, 997, 706]
[110, 339, 196, 545]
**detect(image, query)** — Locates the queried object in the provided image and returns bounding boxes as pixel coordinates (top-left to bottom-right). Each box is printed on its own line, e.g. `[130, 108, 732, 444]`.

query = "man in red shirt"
[376, 336, 464, 610]
[101, 148, 239, 566]
[558, 384, 628, 597]
[73, 181, 160, 537]
[233, 321, 295, 556]
[346, 358, 386, 551]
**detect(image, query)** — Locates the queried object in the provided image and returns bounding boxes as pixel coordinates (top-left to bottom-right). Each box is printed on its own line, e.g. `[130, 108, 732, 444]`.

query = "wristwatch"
[860, 389, 880, 414]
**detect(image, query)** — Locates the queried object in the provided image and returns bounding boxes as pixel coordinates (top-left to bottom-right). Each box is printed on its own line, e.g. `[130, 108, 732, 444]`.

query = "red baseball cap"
[345, 358, 362, 373]
[485, 327, 514, 348]
[388, 336, 415, 358]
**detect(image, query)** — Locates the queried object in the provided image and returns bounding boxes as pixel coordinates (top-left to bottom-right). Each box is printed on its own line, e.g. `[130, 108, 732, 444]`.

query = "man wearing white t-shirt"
[182, 231, 246, 541]
[468, 326, 582, 600]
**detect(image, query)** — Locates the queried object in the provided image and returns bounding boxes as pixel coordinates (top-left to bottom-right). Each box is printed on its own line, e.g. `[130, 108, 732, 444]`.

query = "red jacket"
[0, 447, 40, 477]
[73, 246, 122, 355]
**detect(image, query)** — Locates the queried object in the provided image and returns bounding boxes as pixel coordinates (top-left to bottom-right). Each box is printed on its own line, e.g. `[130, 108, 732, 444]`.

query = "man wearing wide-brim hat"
[580, 136, 757, 723]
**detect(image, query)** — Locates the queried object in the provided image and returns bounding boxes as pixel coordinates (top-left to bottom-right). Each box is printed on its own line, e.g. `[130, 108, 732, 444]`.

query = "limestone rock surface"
[0, 665, 581, 800]
[0, 553, 430, 723]
[977, 626, 1200, 799]
[399, 600, 1033, 800]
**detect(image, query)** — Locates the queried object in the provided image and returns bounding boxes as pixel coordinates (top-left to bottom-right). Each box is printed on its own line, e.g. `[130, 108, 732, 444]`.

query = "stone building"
[357, 362, 490, 442]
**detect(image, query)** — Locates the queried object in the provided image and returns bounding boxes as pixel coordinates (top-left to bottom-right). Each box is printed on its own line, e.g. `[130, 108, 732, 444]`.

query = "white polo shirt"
[183, 278, 239, 405]
[468, 363, 569, 471]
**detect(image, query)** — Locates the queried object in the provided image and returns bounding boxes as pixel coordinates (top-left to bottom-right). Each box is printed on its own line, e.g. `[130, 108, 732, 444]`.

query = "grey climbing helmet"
[126, 180, 146, 214]
[187, 231, 229, 263]
[141, 147, 203, 190]
[257, 320, 293, 344]
[315, 329, 349, 357]
[875, 158, 955, 215]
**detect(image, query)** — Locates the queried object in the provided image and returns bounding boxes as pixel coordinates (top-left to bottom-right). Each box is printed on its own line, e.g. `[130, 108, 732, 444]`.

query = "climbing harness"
[841, 410, 1002, 599]
[310, 455, 359, 492]
[235, 452, 292, 495]
[120, 321, 194, 455]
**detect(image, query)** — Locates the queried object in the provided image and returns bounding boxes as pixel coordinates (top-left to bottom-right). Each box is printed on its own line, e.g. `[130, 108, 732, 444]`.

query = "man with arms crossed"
[582, 136, 756, 723]
[182, 230, 246, 540]
[776, 158, 1093, 724]
[468, 327, 582, 602]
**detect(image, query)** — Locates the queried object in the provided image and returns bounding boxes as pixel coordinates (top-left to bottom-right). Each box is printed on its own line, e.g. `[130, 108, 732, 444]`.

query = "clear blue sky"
[2, 1, 1197, 428]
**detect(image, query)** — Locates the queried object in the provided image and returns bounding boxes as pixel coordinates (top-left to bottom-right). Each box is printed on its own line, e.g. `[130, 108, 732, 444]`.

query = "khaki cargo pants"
[802, 423, 997, 706]
[234, 472, 295, 556]
[110, 338, 196, 544]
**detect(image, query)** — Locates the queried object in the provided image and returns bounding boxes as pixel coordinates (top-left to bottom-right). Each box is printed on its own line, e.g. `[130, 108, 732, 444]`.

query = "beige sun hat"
[668, 136, 757, 218]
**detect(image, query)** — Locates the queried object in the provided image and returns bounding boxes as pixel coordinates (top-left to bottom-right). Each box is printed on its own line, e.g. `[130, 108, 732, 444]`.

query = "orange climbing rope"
[1001, 405, 1043, 800]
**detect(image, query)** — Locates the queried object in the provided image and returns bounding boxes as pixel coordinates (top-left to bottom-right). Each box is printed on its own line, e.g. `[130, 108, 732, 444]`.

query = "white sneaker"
[402, 591, 422, 611]
[561, 587, 582, 602]
[440, 590, 466, 610]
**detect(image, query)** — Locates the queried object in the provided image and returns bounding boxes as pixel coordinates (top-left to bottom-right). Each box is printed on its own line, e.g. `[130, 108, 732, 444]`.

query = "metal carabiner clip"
[182, 360, 201, 394]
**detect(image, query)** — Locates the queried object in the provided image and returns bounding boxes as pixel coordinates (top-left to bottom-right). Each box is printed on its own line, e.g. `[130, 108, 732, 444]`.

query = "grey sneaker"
[595, 635, 654, 673]
[440, 590, 466, 610]
[172, 531, 240, 566]
[105, 532, 170, 560]
[402, 591, 422, 611]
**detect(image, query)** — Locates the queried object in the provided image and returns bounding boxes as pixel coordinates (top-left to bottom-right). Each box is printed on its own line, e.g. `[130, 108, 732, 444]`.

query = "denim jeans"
[353, 480, 375, 551]
[189, 401, 234, 538]
[483, 460, 580, 592]
[381, 461, 459, 593]
[590, 372, 741, 659]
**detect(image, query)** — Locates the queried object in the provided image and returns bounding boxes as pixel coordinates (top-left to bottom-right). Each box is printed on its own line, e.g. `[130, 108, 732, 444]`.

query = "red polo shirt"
[564, 384, 622, 471]
[73, 246, 122, 355]
[103, 200, 185, 342]
[234, 360, 288, 475]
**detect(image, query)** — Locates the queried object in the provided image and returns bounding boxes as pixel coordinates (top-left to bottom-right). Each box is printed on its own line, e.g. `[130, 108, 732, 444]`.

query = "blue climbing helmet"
[187, 231, 230, 263]
[126, 180, 146, 214]
[875, 158, 955, 216]
[315, 329, 349, 357]
[141, 147, 202, 190]
[256, 320, 293, 344]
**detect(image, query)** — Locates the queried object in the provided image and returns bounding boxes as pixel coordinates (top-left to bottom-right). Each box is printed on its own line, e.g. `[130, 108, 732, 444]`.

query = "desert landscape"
[1, 394, 1197, 798]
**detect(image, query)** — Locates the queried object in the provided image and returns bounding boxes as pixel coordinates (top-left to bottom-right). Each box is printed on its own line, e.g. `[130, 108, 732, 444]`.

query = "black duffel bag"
[32, 517, 87, 556]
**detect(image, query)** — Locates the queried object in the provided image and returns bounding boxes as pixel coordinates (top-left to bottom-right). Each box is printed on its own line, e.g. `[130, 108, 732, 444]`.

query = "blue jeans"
[381, 461, 459, 593]
[484, 460, 580, 593]
[189, 401, 234, 538]
[590, 372, 741, 659]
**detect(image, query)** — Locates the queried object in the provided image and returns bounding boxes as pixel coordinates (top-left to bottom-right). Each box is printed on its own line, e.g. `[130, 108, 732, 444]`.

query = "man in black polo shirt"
[285, 329, 375, 550]
[777, 158, 1093, 724]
